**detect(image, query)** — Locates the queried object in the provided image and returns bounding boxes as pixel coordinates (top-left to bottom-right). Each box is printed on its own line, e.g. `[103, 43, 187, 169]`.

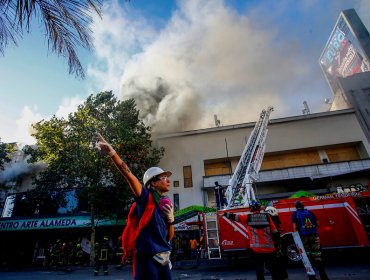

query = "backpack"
[296, 209, 317, 235]
[121, 192, 155, 277]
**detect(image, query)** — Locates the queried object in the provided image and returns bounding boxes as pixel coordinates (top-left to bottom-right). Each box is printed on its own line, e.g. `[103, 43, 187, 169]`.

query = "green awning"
[174, 205, 216, 224]
[289, 190, 315, 198]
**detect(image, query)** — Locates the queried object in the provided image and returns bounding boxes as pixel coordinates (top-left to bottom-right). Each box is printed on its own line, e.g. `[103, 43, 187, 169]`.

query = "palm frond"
[0, 0, 102, 78]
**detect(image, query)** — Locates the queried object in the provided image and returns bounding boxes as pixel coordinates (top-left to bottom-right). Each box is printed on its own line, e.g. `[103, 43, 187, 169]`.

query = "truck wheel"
[281, 233, 302, 264]
[284, 243, 302, 262]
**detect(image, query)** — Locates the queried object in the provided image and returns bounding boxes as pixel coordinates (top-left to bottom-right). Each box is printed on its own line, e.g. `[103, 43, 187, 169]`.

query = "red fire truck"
[215, 191, 370, 261]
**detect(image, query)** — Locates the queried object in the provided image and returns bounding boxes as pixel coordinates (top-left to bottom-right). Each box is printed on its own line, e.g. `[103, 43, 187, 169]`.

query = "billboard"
[319, 11, 370, 93]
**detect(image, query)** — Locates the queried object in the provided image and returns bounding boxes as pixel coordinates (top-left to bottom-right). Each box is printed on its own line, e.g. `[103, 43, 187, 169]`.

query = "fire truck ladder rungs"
[204, 212, 222, 259]
[226, 106, 273, 209]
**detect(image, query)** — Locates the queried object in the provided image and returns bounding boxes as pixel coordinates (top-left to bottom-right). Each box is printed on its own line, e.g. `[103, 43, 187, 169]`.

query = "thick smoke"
[0, 158, 46, 183]
[122, 77, 202, 132]
[89, 0, 370, 133]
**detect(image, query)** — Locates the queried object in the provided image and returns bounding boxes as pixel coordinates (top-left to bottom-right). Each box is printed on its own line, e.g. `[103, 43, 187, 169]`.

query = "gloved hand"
[96, 132, 116, 157]
[162, 204, 174, 224]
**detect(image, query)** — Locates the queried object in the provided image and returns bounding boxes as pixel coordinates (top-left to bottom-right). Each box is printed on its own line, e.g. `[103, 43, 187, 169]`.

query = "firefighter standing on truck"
[224, 200, 282, 280]
[292, 201, 329, 280]
[94, 236, 110, 276]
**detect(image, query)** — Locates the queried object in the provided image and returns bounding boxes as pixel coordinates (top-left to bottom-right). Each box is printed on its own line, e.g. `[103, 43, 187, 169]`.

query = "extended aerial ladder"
[225, 106, 274, 209]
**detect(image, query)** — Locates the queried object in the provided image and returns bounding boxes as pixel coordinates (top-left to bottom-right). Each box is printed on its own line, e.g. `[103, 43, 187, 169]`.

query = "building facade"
[155, 108, 370, 210]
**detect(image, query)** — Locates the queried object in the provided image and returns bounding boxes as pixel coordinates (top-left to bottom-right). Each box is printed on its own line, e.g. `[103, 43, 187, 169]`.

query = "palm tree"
[0, 0, 102, 79]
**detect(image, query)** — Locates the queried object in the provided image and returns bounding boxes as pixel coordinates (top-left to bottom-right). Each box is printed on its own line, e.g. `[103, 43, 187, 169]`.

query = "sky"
[1, 0, 370, 146]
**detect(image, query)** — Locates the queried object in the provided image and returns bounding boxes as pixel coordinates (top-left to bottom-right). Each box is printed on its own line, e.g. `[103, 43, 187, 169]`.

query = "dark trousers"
[273, 254, 289, 280]
[94, 259, 108, 274]
[252, 251, 282, 280]
[135, 256, 171, 280]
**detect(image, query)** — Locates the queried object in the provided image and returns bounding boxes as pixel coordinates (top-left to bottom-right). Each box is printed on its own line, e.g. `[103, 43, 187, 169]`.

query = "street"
[0, 263, 369, 280]
[1, 251, 370, 280]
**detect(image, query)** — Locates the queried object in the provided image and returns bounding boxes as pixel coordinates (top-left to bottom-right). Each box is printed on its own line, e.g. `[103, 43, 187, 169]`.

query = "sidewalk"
[2, 262, 370, 280]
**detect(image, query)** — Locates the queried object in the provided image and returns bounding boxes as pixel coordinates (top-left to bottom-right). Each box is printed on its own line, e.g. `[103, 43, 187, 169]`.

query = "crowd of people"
[32, 235, 126, 271]
[34, 238, 88, 268]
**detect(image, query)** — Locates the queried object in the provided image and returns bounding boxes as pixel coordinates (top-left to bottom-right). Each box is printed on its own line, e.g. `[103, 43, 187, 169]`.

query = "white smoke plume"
[0, 158, 46, 183]
[89, 0, 370, 133]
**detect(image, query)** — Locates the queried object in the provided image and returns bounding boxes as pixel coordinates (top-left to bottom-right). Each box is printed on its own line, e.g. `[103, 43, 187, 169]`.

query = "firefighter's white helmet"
[265, 206, 279, 216]
[143, 167, 172, 187]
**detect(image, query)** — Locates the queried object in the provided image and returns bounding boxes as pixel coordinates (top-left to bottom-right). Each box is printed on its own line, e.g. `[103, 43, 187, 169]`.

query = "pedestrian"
[265, 206, 289, 280]
[96, 133, 174, 280]
[292, 201, 329, 280]
[94, 236, 110, 276]
[189, 236, 199, 259]
[224, 201, 282, 280]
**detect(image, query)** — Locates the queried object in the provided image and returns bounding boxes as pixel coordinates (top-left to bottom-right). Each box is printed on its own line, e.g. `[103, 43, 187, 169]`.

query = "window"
[173, 193, 180, 212]
[204, 160, 231, 176]
[183, 166, 193, 188]
[173, 180, 179, 188]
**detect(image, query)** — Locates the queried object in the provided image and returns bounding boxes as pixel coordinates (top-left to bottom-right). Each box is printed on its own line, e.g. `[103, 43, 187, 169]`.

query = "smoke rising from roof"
[89, 0, 370, 133]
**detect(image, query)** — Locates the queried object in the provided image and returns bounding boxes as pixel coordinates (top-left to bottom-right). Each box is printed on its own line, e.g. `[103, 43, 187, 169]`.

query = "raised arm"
[96, 133, 142, 197]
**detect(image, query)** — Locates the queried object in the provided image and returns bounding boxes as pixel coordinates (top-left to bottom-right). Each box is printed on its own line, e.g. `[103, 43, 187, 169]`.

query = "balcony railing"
[203, 159, 370, 188]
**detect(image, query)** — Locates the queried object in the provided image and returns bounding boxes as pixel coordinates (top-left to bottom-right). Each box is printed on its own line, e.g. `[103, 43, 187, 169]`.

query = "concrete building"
[156, 108, 370, 210]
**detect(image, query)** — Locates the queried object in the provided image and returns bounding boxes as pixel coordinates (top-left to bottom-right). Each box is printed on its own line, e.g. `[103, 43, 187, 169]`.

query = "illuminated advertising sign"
[319, 13, 370, 93]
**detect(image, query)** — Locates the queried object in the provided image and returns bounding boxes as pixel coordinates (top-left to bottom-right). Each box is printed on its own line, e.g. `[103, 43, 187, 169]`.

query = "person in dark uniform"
[74, 243, 84, 265]
[114, 236, 124, 269]
[292, 201, 329, 280]
[265, 206, 289, 280]
[94, 236, 110, 276]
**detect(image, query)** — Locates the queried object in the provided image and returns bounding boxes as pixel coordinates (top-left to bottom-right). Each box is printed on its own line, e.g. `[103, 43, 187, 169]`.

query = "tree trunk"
[90, 203, 96, 266]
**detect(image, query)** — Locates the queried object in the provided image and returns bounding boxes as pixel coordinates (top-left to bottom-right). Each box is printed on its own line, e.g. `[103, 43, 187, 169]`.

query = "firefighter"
[114, 236, 124, 269]
[292, 201, 329, 280]
[94, 236, 110, 276]
[49, 239, 63, 268]
[265, 206, 289, 280]
[74, 243, 84, 265]
[224, 201, 282, 280]
[64, 241, 75, 265]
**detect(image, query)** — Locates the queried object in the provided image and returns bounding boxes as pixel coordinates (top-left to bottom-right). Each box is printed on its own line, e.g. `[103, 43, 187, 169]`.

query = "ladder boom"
[225, 106, 273, 209]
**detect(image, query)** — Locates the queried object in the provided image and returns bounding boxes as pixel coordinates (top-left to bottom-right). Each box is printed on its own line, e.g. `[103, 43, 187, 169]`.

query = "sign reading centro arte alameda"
[0, 216, 124, 231]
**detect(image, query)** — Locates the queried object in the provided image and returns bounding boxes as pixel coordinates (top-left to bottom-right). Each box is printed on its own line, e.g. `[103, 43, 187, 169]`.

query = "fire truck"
[215, 191, 370, 261]
[202, 107, 370, 261]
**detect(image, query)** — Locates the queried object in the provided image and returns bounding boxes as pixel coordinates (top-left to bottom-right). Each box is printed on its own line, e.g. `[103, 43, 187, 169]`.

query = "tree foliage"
[0, 137, 14, 170]
[0, 0, 102, 78]
[23, 91, 164, 218]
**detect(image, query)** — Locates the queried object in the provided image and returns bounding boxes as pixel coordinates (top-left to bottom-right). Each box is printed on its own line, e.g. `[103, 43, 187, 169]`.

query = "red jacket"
[238, 212, 277, 254]
[121, 192, 155, 277]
